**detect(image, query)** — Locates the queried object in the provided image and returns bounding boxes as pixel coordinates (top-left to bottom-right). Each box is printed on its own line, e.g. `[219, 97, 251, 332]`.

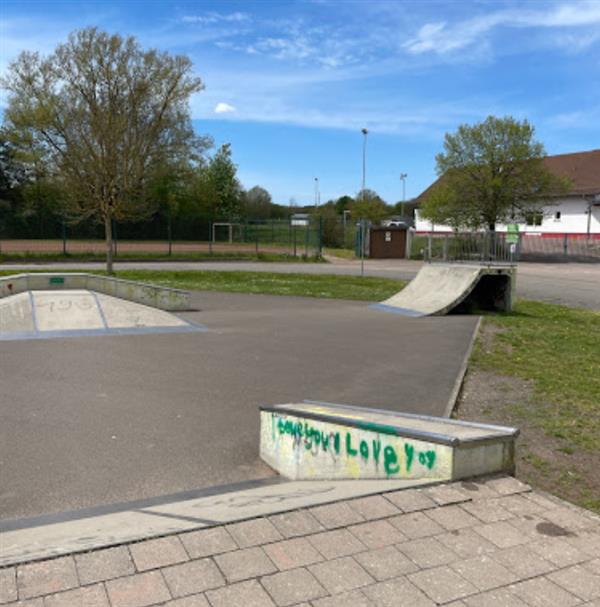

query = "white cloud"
[214, 102, 236, 114]
[403, 1, 600, 56]
[181, 12, 250, 25]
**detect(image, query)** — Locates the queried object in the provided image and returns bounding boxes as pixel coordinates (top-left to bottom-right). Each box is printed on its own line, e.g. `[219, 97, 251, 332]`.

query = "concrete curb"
[444, 315, 482, 418]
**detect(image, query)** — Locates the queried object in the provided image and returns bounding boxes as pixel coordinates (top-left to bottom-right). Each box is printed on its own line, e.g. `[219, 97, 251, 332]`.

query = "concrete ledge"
[0, 273, 190, 311]
[260, 401, 518, 481]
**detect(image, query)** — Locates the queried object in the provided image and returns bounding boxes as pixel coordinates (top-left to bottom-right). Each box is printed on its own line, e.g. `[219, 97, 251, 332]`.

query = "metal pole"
[314, 177, 319, 211]
[400, 173, 407, 217]
[62, 217, 67, 256]
[360, 219, 365, 277]
[361, 128, 368, 194]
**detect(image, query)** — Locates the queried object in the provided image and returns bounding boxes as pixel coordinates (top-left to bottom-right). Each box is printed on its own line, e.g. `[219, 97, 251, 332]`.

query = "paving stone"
[492, 545, 556, 579]
[424, 484, 471, 506]
[459, 479, 502, 500]
[129, 536, 188, 571]
[0, 567, 17, 604]
[529, 537, 590, 567]
[463, 588, 529, 606]
[509, 576, 582, 607]
[409, 565, 478, 604]
[17, 556, 78, 599]
[1, 600, 43, 607]
[262, 568, 327, 606]
[451, 554, 518, 591]
[226, 518, 283, 548]
[163, 596, 210, 607]
[473, 521, 529, 548]
[162, 558, 225, 598]
[263, 537, 323, 571]
[106, 571, 171, 607]
[43, 583, 110, 607]
[348, 519, 406, 549]
[584, 559, 600, 575]
[346, 495, 400, 520]
[75, 546, 135, 584]
[354, 545, 418, 580]
[426, 504, 480, 531]
[268, 510, 324, 538]
[437, 528, 497, 558]
[388, 511, 445, 539]
[309, 557, 373, 595]
[179, 527, 238, 558]
[214, 547, 277, 583]
[307, 529, 366, 559]
[496, 494, 548, 516]
[205, 579, 275, 607]
[363, 576, 435, 606]
[508, 514, 554, 538]
[309, 502, 364, 529]
[549, 565, 600, 601]
[542, 508, 598, 533]
[461, 498, 514, 523]
[383, 488, 437, 513]
[312, 589, 374, 607]
[525, 492, 564, 510]
[485, 476, 530, 495]
[398, 536, 459, 568]
[566, 530, 600, 558]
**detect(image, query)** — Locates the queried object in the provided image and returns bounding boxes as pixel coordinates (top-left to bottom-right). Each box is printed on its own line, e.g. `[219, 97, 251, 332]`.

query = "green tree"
[421, 116, 570, 231]
[352, 189, 390, 223]
[206, 144, 243, 220]
[1, 27, 206, 272]
[244, 185, 273, 219]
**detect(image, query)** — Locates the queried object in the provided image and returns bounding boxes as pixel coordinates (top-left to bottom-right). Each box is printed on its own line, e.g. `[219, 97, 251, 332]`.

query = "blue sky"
[1, 1, 599, 205]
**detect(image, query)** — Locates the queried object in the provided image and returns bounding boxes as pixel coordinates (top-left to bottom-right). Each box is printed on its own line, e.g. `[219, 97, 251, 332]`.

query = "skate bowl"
[260, 401, 518, 482]
[371, 263, 516, 317]
[0, 273, 201, 340]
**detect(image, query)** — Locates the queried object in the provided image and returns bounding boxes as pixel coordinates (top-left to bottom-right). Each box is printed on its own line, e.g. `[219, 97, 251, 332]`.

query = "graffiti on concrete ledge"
[271, 414, 438, 477]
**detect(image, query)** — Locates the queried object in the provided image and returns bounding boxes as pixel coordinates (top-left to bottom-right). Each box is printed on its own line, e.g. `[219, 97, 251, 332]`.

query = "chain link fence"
[0, 218, 324, 259]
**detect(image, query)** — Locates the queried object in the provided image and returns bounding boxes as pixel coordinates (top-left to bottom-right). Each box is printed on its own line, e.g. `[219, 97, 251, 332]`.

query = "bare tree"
[2, 27, 205, 272]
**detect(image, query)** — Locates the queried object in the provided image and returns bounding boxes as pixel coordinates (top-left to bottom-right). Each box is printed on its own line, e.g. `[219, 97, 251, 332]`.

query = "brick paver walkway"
[1, 476, 600, 606]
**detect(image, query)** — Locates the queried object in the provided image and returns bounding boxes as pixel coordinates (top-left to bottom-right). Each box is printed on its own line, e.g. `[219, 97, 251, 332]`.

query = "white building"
[415, 149, 600, 239]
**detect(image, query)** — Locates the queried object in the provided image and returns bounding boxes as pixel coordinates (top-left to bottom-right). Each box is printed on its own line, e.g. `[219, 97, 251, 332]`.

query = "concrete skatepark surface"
[0, 290, 200, 340]
[0, 290, 479, 521]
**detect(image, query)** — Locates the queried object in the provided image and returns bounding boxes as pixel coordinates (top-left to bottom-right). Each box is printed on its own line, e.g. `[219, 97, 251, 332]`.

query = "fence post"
[443, 234, 448, 261]
[209, 221, 213, 256]
[318, 216, 323, 258]
[293, 225, 297, 257]
[427, 233, 432, 262]
[167, 213, 172, 256]
[563, 233, 568, 258]
[112, 220, 118, 257]
[405, 229, 412, 259]
[62, 218, 67, 256]
[256, 228, 259, 256]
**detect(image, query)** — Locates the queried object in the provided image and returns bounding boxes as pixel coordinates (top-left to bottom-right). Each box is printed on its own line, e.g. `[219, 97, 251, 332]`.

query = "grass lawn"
[462, 300, 600, 512]
[114, 269, 405, 301]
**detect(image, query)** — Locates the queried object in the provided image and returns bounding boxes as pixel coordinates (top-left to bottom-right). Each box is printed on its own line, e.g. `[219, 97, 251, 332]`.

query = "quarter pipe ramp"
[372, 264, 515, 317]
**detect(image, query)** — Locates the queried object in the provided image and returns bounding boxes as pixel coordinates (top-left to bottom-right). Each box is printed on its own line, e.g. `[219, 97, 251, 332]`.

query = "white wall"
[415, 196, 600, 235]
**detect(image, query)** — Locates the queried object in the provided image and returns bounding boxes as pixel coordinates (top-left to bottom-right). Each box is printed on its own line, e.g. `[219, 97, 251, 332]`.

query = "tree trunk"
[104, 214, 114, 275]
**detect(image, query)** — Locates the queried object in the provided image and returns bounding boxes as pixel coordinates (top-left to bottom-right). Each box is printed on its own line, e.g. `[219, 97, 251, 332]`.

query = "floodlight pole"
[400, 173, 407, 217]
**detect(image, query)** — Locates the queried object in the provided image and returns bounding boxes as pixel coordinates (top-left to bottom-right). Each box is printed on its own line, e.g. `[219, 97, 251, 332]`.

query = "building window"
[554, 211, 561, 221]
[525, 212, 543, 226]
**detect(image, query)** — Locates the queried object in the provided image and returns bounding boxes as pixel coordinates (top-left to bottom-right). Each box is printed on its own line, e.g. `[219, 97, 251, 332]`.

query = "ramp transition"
[372, 263, 515, 317]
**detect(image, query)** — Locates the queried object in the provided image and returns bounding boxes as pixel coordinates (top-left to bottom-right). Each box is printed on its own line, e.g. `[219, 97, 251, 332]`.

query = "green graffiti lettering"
[418, 450, 437, 470]
[284, 420, 293, 435]
[384, 445, 399, 475]
[372, 439, 381, 464]
[278, 418, 285, 435]
[359, 440, 369, 459]
[321, 432, 329, 451]
[334, 432, 341, 454]
[404, 443, 415, 472]
[346, 432, 357, 456]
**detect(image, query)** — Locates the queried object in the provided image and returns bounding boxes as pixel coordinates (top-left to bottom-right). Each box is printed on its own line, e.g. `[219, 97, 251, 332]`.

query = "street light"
[361, 128, 368, 196]
[314, 177, 320, 210]
[400, 173, 408, 217]
[360, 128, 368, 277]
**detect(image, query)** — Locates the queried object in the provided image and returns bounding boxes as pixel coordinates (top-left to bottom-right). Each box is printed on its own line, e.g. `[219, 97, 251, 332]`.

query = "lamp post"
[400, 173, 407, 217]
[314, 177, 320, 210]
[360, 128, 368, 277]
[361, 128, 368, 196]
